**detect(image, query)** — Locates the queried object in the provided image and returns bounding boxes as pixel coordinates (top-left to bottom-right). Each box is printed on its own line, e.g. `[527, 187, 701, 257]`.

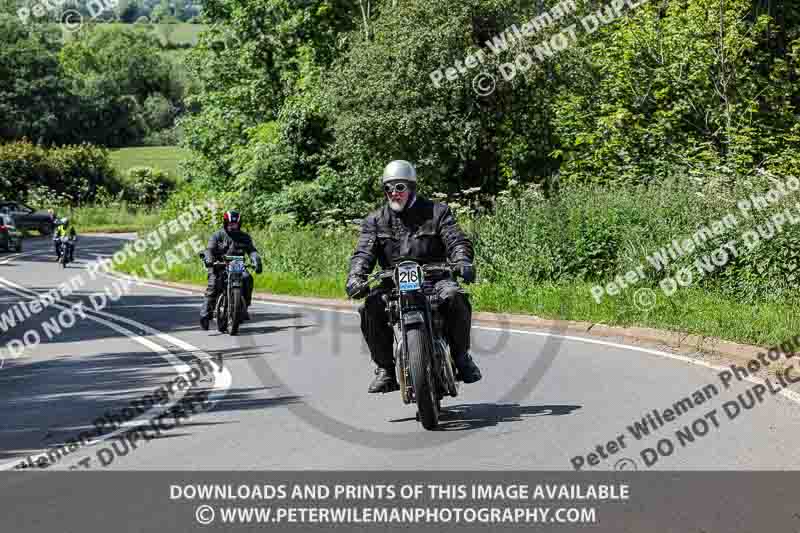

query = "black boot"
[200, 294, 215, 331]
[368, 367, 399, 393]
[454, 352, 482, 384]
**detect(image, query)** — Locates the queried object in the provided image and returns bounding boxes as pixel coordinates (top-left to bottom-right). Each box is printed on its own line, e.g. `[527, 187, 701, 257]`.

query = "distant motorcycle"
[58, 235, 76, 268]
[353, 258, 464, 430]
[199, 253, 251, 336]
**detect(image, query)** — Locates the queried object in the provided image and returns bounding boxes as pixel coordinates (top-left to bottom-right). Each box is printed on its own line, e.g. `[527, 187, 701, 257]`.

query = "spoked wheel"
[407, 325, 439, 430]
[215, 293, 228, 333]
[229, 288, 243, 335]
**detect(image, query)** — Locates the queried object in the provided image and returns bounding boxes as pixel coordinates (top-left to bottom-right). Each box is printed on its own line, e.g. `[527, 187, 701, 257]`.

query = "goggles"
[383, 182, 410, 194]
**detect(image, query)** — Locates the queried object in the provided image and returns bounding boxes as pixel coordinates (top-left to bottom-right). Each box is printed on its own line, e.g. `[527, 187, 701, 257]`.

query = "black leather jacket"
[348, 197, 473, 281]
[204, 228, 260, 268]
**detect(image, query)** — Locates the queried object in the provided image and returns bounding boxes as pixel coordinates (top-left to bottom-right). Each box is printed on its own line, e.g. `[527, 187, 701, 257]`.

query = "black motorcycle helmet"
[223, 210, 241, 232]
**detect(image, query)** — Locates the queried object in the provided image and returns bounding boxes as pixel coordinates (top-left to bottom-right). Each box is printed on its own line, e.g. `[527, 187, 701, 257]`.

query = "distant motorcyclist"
[346, 160, 482, 393]
[200, 210, 263, 330]
[54, 218, 76, 262]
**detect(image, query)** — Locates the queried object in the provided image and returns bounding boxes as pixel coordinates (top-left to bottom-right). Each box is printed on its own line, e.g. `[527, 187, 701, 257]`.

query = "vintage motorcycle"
[354, 258, 463, 430]
[58, 235, 76, 268]
[199, 253, 251, 336]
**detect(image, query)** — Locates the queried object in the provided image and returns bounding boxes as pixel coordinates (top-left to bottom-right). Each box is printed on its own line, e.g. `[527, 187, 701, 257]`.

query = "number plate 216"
[397, 264, 422, 292]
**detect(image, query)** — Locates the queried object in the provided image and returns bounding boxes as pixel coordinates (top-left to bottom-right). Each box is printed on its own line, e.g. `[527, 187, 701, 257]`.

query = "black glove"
[346, 276, 368, 299]
[455, 262, 476, 284]
[251, 253, 263, 274]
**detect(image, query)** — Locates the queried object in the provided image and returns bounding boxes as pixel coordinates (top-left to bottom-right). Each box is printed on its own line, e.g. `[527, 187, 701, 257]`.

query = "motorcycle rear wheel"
[407, 325, 439, 430]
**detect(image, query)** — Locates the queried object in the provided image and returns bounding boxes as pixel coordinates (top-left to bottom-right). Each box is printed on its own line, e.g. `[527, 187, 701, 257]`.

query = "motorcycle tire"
[215, 293, 228, 333]
[407, 325, 439, 430]
[229, 288, 243, 336]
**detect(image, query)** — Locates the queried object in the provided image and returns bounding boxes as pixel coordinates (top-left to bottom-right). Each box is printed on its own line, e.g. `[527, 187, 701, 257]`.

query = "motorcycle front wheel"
[229, 287, 243, 335]
[407, 325, 439, 430]
[215, 293, 228, 333]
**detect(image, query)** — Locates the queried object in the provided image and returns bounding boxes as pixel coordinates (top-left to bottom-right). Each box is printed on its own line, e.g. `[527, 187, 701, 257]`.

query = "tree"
[0, 15, 77, 145]
[181, 0, 363, 194]
[59, 25, 178, 145]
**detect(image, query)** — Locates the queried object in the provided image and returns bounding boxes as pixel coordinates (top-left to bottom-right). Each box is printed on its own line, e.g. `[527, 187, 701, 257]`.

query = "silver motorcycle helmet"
[381, 160, 417, 184]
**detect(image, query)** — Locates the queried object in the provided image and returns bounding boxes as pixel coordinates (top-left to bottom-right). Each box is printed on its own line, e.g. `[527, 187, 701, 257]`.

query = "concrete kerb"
[106, 270, 766, 366]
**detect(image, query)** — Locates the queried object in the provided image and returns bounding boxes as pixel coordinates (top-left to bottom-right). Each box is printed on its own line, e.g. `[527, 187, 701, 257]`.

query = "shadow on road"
[388, 403, 582, 431]
[0, 236, 316, 465]
[0, 344, 302, 463]
[0, 286, 303, 346]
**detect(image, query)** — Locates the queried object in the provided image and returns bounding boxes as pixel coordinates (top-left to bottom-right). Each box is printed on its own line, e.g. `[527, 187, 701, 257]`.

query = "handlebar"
[356, 262, 459, 291]
[198, 252, 252, 269]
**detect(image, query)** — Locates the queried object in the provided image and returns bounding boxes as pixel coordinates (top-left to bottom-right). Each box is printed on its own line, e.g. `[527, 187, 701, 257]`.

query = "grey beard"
[389, 199, 407, 212]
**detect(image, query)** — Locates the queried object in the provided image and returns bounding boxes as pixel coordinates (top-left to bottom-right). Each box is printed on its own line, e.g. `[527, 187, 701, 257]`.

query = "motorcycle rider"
[346, 160, 482, 393]
[52, 221, 60, 257]
[200, 210, 263, 330]
[55, 218, 77, 262]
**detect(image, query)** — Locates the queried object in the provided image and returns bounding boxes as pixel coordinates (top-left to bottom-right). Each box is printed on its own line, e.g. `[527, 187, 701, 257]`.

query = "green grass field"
[149, 23, 206, 45]
[109, 146, 190, 182]
[56, 23, 207, 46]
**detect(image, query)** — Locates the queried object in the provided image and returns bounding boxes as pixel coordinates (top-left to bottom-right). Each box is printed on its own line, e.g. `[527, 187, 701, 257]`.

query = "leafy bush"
[143, 93, 175, 132]
[47, 143, 121, 203]
[471, 168, 800, 302]
[123, 166, 175, 206]
[26, 185, 72, 209]
[0, 140, 120, 204]
[159, 180, 219, 228]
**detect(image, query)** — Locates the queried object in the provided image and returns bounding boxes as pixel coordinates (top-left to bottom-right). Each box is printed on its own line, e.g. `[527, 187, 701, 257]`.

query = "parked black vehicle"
[0, 202, 54, 235]
[0, 214, 22, 252]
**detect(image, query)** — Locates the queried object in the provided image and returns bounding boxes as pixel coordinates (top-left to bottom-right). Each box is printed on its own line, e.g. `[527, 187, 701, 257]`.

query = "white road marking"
[0, 247, 232, 470]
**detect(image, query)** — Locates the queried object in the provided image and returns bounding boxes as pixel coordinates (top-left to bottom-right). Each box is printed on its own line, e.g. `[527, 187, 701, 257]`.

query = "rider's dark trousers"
[201, 267, 254, 318]
[359, 279, 471, 370]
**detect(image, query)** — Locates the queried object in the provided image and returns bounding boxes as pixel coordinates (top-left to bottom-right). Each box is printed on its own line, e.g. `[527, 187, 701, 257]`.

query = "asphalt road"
[2, 233, 800, 471]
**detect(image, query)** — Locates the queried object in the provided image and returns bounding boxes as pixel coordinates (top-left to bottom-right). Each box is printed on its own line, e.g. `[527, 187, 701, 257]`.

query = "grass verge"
[67, 204, 161, 234]
[112, 227, 800, 349]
